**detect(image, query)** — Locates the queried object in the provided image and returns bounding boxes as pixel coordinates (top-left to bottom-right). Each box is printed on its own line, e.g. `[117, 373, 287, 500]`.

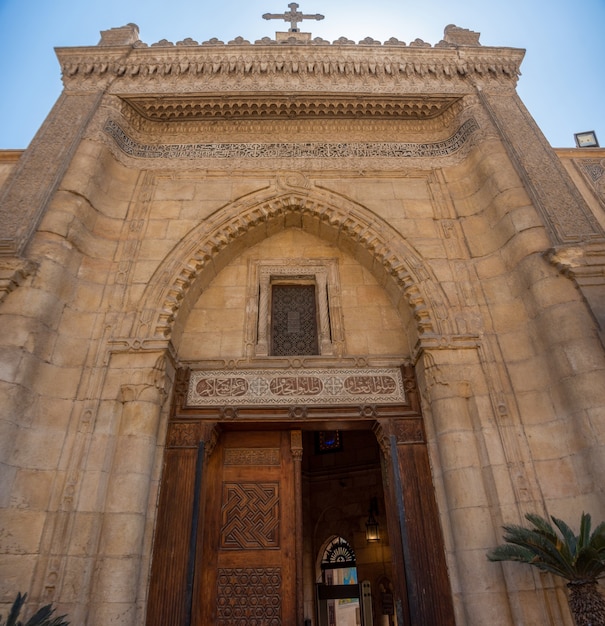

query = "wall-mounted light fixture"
[365, 497, 380, 543]
[574, 131, 599, 148]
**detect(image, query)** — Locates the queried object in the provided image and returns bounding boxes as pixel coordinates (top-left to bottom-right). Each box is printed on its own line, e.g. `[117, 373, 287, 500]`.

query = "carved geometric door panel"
[194, 431, 296, 626]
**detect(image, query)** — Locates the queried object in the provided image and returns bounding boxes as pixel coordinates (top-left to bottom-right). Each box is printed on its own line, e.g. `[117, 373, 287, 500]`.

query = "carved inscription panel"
[187, 367, 406, 406]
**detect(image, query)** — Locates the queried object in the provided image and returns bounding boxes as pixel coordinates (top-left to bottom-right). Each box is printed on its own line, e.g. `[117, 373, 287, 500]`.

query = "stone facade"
[0, 21, 604, 626]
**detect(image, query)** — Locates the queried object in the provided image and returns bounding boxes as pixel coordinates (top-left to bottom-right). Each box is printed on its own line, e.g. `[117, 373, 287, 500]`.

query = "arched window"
[318, 537, 361, 625]
[321, 536, 358, 584]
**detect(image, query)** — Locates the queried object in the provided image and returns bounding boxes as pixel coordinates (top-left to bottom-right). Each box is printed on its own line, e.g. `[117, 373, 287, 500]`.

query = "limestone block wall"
[0, 132, 166, 621]
[178, 228, 410, 361]
[442, 137, 605, 518]
[1, 124, 604, 624]
[0, 42, 604, 623]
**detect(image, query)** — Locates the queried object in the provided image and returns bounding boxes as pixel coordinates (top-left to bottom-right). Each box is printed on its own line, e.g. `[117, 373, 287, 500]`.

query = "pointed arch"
[134, 187, 453, 342]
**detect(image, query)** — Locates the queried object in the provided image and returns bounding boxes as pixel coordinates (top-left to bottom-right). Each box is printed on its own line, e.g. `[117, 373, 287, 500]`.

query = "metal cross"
[263, 2, 325, 32]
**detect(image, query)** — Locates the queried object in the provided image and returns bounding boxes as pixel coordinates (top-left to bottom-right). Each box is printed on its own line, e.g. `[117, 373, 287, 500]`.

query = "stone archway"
[130, 186, 469, 626]
[132, 185, 455, 346]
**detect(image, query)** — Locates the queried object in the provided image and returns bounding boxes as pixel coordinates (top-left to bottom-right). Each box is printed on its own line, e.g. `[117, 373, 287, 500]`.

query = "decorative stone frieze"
[114, 95, 465, 136]
[103, 117, 479, 160]
[574, 158, 605, 204]
[186, 367, 407, 407]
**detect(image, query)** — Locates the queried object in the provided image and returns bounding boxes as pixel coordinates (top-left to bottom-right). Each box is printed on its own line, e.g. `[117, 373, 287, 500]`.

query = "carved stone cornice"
[114, 96, 465, 137]
[124, 93, 460, 122]
[55, 41, 524, 95]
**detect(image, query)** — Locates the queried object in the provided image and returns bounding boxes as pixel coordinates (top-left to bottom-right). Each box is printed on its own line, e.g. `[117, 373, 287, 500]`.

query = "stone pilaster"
[477, 90, 604, 244]
[415, 344, 570, 626]
[85, 351, 169, 626]
[0, 92, 103, 256]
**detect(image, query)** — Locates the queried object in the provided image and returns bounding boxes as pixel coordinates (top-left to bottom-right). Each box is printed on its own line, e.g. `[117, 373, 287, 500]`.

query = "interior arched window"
[320, 536, 358, 586]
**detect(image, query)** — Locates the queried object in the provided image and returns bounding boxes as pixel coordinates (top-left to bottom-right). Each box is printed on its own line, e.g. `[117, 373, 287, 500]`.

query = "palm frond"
[575, 547, 605, 580]
[488, 542, 571, 577]
[578, 512, 592, 551]
[589, 521, 605, 551]
[45, 617, 70, 626]
[492, 528, 574, 578]
[488, 511, 605, 584]
[23, 605, 52, 625]
[524, 513, 557, 539]
[487, 543, 535, 563]
[0, 594, 69, 626]
[4, 592, 27, 626]
[23, 603, 69, 626]
[551, 515, 577, 558]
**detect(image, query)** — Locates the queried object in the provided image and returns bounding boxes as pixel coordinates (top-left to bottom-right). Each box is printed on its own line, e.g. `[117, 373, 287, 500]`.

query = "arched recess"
[131, 185, 455, 347]
[141, 184, 459, 626]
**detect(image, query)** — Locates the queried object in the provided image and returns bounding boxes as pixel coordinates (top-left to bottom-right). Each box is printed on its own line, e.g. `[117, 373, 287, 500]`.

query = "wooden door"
[194, 430, 297, 626]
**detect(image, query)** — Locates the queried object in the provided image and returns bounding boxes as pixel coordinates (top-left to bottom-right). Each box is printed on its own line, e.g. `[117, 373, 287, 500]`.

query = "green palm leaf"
[578, 512, 592, 551]
[487, 543, 536, 563]
[589, 521, 605, 554]
[490, 513, 605, 626]
[575, 547, 605, 580]
[0, 594, 69, 626]
[488, 512, 605, 583]
[24, 603, 69, 626]
[551, 515, 577, 558]
[500, 523, 575, 577]
[524, 513, 557, 539]
[2, 592, 26, 626]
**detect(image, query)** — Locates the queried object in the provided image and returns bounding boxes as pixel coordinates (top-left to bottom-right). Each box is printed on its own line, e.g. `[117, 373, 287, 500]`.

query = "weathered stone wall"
[0, 151, 21, 188]
[0, 24, 604, 626]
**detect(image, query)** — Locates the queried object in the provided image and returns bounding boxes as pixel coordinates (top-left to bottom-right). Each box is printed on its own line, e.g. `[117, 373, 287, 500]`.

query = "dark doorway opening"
[302, 429, 396, 626]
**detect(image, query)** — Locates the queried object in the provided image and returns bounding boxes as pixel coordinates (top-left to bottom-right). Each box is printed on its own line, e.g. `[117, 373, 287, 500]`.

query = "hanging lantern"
[365, 497, 380, 542]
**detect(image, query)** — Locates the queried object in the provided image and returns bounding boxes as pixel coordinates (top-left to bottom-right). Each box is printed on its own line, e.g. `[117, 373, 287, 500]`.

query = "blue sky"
[0, 0, 603, 149]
